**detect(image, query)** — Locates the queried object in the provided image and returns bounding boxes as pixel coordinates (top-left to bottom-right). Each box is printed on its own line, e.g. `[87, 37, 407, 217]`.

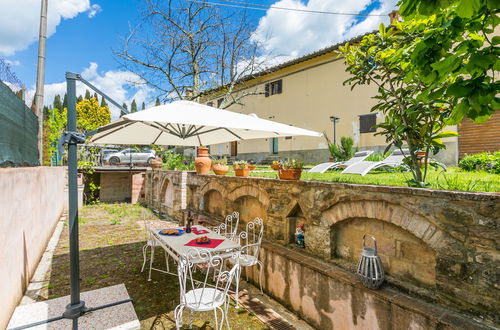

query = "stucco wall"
[0, 167, 66, 329]
[145, 170, 499, 328]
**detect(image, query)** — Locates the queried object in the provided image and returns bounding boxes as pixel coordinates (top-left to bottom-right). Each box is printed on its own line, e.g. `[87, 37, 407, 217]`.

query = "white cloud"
[28, 62, 154, 119]
[0, 0, 102, 56]
[252, 0, 398, 61]
[4, 59, 21, 67]
[87, 4, 101, 18]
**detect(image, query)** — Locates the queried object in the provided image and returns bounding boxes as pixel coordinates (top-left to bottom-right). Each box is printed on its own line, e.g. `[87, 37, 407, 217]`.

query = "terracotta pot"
[195, 147, 212, 174]
[248, 165, 256, 171]
[278, 168, 302, 180]
[212, 164, 229, 175]
[150, 157, 163, 169]
[234, 168, 250, 177]
[271, 164, 280, 170]
[416, 151, 427, 167]
[329, 157, 335, 162]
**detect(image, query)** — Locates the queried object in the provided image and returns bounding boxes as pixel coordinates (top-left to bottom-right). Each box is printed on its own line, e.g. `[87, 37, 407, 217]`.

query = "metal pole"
[63, 72, 85, 323]
[33, 0, 48, 164]
[333, 120, 337, 145]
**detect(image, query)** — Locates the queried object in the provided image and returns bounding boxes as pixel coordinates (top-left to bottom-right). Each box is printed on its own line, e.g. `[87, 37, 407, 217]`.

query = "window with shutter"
[265, 83, 270, 97]
[264, 80, 282, 97]
[359, 114, 377, 133]
[207, 101, 214, 107]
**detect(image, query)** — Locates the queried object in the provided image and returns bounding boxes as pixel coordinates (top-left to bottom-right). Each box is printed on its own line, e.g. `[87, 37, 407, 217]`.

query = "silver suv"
[104, 148, 156, 165]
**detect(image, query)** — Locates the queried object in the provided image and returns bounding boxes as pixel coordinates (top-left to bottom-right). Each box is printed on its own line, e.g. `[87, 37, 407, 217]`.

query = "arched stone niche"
[233, 195, 267, 224]
[333, 217, 436, 286]
[159, 179, 173, 208]
[320, 200, 459, 288]
[204, 189, 225, 216]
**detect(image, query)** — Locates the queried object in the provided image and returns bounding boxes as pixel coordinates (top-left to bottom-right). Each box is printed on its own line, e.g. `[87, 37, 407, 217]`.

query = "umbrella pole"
[63, 72, 85, 326]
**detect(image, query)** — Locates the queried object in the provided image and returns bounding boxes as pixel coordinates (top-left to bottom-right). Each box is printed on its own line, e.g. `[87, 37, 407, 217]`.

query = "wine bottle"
[186, 211, 192, 233]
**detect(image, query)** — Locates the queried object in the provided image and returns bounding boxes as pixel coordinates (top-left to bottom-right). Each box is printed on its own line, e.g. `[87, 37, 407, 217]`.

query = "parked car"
[104, 148, 156, 165]
[101, 149, 118, 163]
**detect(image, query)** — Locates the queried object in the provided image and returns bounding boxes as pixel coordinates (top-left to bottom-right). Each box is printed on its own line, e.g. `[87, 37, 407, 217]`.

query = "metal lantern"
[356, 234, 385, 289]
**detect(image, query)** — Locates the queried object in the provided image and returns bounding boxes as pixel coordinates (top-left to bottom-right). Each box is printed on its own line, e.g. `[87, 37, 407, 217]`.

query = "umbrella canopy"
[88, 100, 322, 146]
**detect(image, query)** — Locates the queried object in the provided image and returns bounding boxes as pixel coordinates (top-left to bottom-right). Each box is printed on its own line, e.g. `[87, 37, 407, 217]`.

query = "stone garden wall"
[144, 170, 499, 329]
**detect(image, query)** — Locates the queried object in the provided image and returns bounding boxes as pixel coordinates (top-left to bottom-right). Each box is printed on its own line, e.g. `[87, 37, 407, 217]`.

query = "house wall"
[203, 53, 459, 164]
[144, 170, 499, 329]
[0, 167, 66, 329]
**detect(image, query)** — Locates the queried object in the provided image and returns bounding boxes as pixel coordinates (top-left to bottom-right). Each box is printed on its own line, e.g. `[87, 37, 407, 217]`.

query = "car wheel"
[147, 157, 155, 165]
[109, 156, 120, 163]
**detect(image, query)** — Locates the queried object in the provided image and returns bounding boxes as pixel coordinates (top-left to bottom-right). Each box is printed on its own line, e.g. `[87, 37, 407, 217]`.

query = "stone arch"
[227, 185, 270, 207]
[203, 190, 225, 216]
[199, 181, 228, 198]
[233, 195, 267, 224]
[321, 200, 456, 254]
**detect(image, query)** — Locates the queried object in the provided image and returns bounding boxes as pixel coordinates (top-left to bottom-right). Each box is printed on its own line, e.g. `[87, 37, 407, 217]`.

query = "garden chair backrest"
[177, 249, 239, 309]
[343, 150, 374, 166]
[384, 149, 410, 163]
[238, 217, 264, 259]
[214, 211, 240, 241]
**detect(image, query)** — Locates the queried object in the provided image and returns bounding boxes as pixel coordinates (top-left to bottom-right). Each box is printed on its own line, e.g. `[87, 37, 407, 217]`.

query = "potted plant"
[212, 157, 229, 175]
[248, 161, 256, 171]
[278, 159, 304, 180]
[195, 146, 212, 174]
[271, 160, 282, 170]
[150, 157, 163, 169]
[233, 160, 250, 177]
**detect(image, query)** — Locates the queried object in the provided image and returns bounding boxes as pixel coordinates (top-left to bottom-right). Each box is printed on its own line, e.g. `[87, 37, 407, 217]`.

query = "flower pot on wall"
[271, 164, 280, 170]
[234, 168, 250, 177]
[278, 168, 302, 180]
[150, 157, 163, 169]
[212, 164, 229, 175]
[195, 147, 212, 174]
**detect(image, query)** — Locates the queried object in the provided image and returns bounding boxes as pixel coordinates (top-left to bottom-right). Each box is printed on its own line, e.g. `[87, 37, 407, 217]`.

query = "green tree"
[155, 97, 161, 106]
[141, 101, 145, 110]
[53, 94, 62, 111]
[62, 93, 67, 108]
[84, 89, 91, 99]
[131, 99, 137, 112]
[122, 102, 128, 110]
[100, 97, 107, 107]
[397, 0, 498, 124]
[340, 22, 459, 185]
[77, 95, 83, 103]
[325, 136, 358, 162]
[93, 92, 99, 101]
[76, 98, 111, 132]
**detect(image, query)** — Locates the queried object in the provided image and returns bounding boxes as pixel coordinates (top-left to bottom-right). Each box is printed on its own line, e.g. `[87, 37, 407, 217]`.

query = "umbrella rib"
[152, 131, 163, 144]
[151, 122, 181, 137]
[184, 125, 197, 137]
[186, 125, 205, 138]
[91, 122, 136, 142]
[165, 123, 182, 136]
[223, 128, 243, 140]
[176, 124, 184, 137]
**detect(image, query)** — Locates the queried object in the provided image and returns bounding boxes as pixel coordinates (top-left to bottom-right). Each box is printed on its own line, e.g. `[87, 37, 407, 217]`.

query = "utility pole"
[33, 0, 48, 165]
[329, 116, 340, 145]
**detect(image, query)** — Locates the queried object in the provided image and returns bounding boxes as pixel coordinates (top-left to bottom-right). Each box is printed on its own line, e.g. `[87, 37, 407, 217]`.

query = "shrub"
[459, 152, 500, 174]
[326, 136, 358, 161]
[162, 150, 193, 170]
[212, 157, 227, 165]
[365, 152, 390, 162]
[281, 159, 304, 170]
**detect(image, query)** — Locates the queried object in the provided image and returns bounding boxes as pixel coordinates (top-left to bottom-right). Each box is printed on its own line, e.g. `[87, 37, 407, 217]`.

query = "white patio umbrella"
[88, 100, 322, 145]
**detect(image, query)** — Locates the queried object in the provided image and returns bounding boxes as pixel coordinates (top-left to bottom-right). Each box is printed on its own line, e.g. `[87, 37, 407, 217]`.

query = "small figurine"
[295, 224, 305, 248]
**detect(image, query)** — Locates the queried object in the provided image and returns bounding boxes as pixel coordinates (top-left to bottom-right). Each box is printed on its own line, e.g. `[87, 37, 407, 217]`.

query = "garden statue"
[295, 224, 305, 248]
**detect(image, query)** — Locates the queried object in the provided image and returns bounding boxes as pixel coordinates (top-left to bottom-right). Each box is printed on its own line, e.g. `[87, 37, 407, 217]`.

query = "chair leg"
[256, 261, 264, 294]
[213, 308, 219, 330]
[223, 299, 230, 330]
[234, 266, 241, 309]
[164, 250, 170, 272]
[188, 310, 194, 329]
[148, 244, 155, 281]
[141, 244, 147, 273]
[174, 305, 184, 330]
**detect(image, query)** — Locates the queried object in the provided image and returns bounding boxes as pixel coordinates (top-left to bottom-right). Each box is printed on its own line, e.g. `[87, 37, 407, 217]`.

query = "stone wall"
[0, 167, 66, 329]
[144, 170, 499, 328]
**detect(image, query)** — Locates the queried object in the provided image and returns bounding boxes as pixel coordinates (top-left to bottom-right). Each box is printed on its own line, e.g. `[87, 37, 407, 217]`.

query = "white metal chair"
[141, 219, 170, 280]
[228, 217, 264, 308]
[213, 211, 240, 242]
[174, 249, 240, 330]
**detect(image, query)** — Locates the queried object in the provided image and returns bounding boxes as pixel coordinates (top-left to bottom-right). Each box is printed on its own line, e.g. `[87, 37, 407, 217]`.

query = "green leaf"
[446, 100, 469, 125]
[434, 131, 459, 139]
[431, 55, 461, 75]
[447, 82, 471, 97]
[456, 0, 482, 18]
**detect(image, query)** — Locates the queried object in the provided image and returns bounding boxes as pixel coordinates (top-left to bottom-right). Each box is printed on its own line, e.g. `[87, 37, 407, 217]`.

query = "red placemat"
[183, 227, 210, 235]
[184, 238, 224, 249]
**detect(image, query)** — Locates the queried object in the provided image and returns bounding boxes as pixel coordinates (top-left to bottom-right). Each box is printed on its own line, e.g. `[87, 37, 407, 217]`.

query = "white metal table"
[148, 225, 240, 280]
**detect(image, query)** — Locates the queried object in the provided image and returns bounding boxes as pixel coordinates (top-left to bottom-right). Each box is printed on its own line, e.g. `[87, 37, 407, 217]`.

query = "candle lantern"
[356, 234, 384, 289]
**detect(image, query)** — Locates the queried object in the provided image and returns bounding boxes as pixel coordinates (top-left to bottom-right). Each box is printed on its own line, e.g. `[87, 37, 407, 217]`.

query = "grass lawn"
[223, 167, 500, 192]
[38, 203, 268, 330]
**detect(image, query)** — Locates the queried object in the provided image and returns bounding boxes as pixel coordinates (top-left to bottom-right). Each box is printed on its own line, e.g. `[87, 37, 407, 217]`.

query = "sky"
[0, 0, 397, 118]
